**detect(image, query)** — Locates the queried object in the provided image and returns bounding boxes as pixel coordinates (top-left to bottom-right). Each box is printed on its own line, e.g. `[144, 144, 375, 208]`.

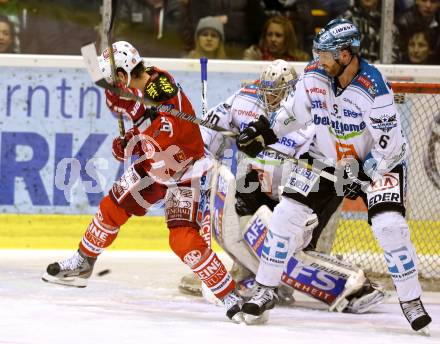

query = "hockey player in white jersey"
[236, 19, 432, 333]
[186, 59, 388, 315]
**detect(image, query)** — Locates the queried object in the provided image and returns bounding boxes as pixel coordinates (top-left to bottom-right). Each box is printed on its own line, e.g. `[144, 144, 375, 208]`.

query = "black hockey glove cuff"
[236, 116, 278, 158]
[342, 161, 371, 200]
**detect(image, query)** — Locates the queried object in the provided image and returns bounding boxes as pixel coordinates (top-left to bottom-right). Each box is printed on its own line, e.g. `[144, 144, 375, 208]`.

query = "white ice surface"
[0, 250, 439, 344]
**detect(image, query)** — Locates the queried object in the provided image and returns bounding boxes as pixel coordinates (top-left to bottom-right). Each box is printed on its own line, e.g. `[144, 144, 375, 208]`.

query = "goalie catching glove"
[236, 116, 278, 158]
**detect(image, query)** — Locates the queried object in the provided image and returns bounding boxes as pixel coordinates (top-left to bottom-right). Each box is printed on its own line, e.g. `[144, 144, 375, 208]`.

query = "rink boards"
[1, 214, 439, 255]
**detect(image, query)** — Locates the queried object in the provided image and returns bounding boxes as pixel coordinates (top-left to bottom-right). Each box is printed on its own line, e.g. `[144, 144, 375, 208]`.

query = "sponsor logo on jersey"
[343, 97, 362, 112]
[357, 75, 377, 96]
[234, 109, 260, 119]
[278, 136, 296, 147]
[343, 108, 361, 118]
[311, 100, 327, 109]
[313, 114, 366, 139]
[306, 87, 327, 95]
[370, 114, 397, 132]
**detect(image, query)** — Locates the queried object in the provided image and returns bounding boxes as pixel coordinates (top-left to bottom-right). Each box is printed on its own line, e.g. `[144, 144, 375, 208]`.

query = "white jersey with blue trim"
[273, 58, 407, 176]
[201, 82, 314, 160]
[201, 82, 314, 199]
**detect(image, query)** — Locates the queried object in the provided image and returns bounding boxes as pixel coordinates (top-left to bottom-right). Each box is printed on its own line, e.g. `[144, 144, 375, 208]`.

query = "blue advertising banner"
[0, 64, 255, 214]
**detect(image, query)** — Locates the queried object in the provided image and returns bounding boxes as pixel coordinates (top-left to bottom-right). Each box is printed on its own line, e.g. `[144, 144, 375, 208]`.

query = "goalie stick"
[81, 42, 339, 184]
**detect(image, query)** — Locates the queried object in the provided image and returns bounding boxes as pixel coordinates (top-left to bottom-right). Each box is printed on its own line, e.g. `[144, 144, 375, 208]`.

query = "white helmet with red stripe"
[99, 41, 143, 86]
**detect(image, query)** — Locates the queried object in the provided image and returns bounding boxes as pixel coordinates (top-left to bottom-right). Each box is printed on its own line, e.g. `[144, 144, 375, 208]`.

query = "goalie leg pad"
[169, 226, 235, 299]
[211, 165, 262, 273]
[371, 211, 421, 301]
[79, 195, 127, 257]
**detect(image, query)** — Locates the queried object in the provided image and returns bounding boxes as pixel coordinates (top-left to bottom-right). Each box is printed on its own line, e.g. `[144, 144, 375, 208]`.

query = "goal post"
[325, 81, 440, 290]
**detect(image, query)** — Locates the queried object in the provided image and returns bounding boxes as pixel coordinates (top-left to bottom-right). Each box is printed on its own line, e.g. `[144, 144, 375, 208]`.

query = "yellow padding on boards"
[0, 214, 222, 251]
[332, 219, 440, 255]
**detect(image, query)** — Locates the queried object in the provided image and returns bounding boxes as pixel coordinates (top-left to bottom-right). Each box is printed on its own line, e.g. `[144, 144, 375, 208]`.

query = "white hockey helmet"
[98, 41, 143, 86]
[258, 59, 297, 112]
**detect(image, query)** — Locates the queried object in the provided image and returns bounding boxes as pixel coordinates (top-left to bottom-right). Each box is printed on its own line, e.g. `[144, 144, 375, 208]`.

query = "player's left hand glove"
[236, 116, 278, 158]
[342, 161, 371, 200]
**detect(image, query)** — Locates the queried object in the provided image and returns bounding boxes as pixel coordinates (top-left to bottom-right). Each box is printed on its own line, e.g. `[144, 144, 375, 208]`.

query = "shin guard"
[79, 196, 130, 257]
[169, 226, 235, 299]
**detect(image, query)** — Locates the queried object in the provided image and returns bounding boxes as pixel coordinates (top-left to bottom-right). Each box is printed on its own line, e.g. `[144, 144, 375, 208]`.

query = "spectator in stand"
[184, 0, 266, 59]
[397, 0, 440, 60]
[0, 15, 16, 53]
[116, 0, 185, 58]
[22, 0, 101, 54]
[186, 16, 227, 59]
[243, 15, 309, 61]
[0, 0, 30, 53]
[342, 0, 400, 63]
[399, 29, 438, 64]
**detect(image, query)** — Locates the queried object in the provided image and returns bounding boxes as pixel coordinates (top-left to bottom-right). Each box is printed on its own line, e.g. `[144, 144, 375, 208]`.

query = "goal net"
[322, 82, 440, 290]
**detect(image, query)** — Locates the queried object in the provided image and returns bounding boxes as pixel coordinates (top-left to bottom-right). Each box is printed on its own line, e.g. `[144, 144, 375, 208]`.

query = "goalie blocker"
[180, 164, 388, 314]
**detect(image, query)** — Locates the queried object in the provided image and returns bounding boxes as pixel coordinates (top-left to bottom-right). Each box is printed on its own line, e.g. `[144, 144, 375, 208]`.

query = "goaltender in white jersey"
[236, 19, 432, 333]
[182, 59, 388, 316]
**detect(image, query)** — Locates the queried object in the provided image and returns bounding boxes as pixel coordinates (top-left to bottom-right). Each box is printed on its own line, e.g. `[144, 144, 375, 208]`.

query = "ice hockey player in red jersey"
[42, 41, 243, 323]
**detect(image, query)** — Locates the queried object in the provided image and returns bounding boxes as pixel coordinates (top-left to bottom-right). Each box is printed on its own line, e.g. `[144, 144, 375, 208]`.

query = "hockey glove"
[105, 84, 147, 122]
[111, 128, 143, 162]
[236, 116, 278, 158]
[342, 161, 371, 200]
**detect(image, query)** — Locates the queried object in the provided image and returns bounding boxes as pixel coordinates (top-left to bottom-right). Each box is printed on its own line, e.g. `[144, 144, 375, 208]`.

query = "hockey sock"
[79, 195, 130, 257]
[169, 226, 235, 299]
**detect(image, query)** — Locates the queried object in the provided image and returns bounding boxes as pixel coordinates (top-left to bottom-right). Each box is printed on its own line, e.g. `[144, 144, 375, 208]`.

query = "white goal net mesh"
[327, 83, 440, 289]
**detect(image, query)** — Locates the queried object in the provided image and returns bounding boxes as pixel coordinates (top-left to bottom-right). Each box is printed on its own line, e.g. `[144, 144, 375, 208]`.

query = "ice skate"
[178, 273, 202, 296]
[242, 283, 278, 325]
[277, 283, 295, 306]
[42, 250, 96, 288]
[344, 280, 389, 314]
[222, 291, 244, 323]
[400, 297, 432, 335]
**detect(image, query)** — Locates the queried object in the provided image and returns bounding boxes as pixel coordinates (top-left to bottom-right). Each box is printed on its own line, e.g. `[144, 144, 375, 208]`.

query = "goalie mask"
[258, 59, 297, 113]
[99, 41, 143, 86]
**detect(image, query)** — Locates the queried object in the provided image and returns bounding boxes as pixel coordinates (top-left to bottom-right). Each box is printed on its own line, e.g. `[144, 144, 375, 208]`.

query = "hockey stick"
[200, 57, 208, 118]
[81, 43, 337, 183]
[198, 57, 212, 252]
[102, 0, 126, 144]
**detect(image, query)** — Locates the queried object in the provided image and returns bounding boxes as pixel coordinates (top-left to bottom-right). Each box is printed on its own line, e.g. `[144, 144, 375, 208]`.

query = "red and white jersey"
[273, 58, 408, 177]
[130, 67, 210, 184]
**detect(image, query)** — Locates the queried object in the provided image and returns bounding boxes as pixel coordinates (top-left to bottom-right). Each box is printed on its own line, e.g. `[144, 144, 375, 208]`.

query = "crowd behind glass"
[0, 0, 439, 65]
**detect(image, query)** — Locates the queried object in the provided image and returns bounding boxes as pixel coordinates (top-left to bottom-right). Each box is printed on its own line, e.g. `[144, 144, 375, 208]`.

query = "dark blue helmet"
[313, 19, 360, 54]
